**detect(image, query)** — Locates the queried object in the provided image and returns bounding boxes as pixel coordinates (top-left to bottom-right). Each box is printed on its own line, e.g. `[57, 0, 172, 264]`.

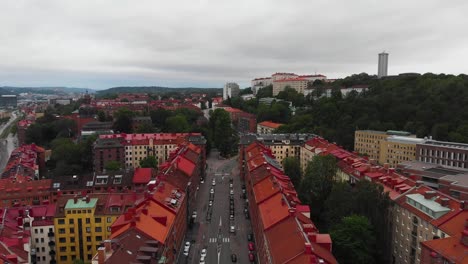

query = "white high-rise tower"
[378, 52, 388, 78]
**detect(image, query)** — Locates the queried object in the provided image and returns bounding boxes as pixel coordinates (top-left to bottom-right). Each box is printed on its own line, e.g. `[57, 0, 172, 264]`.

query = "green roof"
[65, 198, 98, 209]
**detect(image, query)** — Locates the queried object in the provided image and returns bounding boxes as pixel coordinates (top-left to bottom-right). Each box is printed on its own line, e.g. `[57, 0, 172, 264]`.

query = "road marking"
[209, 237, 230, 243]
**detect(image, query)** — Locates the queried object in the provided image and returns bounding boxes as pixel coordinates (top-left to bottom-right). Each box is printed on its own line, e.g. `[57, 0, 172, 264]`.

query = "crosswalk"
[208, 237, 230, 243]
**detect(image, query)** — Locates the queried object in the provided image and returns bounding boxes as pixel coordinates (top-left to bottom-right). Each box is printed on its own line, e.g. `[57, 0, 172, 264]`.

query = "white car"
[200, 248, 207, 258]
[209, 200, 213, 207]
[230, 190, 234, 195]
[229, 183, 233, 188]
[212, 180, 216, 186]
[230, 225, 235, 233]
[210, 188, 214, 194]
[183, 241, 190, 256]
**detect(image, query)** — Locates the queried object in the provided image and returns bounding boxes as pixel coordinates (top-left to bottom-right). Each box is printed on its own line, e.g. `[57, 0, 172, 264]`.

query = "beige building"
[379, 136, 425, 168]
[355, 130, 420, 167]
[273, 78, 308, 96]
[125, 141, 180, 168]
[256, 121, 283, 134]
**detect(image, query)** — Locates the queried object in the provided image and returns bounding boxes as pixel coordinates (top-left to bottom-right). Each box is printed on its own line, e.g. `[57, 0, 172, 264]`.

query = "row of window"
[419, 148, 468, 161]
[58, 232, 108, 243]
[58, 217, 113, 225]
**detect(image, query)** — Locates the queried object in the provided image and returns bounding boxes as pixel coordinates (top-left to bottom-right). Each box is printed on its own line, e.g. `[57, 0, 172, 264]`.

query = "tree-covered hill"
[96, 86, 222, 97]
[276, 73, 468, 149]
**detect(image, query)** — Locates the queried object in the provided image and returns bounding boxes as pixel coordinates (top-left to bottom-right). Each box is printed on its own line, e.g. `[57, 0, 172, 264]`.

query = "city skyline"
[1, 0, 468, 89]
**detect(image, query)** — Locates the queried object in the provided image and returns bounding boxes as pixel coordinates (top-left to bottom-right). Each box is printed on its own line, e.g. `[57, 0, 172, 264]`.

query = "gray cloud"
[0, 0, 467, 89]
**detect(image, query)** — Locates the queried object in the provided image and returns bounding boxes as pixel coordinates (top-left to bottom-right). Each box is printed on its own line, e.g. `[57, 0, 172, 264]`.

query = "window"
[40, 228, 43, 233]
[40, 238, 44, 243]
[60, 256, 67, 261]
[59, 238, 66, 243]
[96, 236, 102, 241]
[69, 228, 75, 234]
[58, 228, 65, 234]
[35, 238, 39, 243]
[86, 218, 91, 224]
[96, 175, 108, 185]
[71, 246, 76, 252]
[69, 219, 74, 224]
[95, 217, 102, 223]
[107, 217, 112, 223]
[107, 226, 111, 232]
[86, 236, 91, 242]
[34, 229, 38, 234]
[71, 237, 75, 243]
[110, 206, 120, 213]
[95, 227, 102, 232]
[58, 219, 65, 225]
[86, 227, 91, 233]
[114, 175, 122, 184]
[60, 246, 67, 252]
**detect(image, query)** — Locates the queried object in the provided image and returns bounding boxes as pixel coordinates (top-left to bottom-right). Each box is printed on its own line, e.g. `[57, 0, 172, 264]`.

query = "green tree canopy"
[113, 107, 134, 133]
[282, 157, 302, 188]
[139, 155, 158, 169]
[165, 114, 190, 132]
[104, 160, 121, 171]
[330, 215, 376, 264]
[209, 109, 237, 157]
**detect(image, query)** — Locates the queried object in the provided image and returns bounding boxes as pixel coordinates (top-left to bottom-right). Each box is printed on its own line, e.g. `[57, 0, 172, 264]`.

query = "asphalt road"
[178, 149, 253, 264]
[0, 111, 18, 171]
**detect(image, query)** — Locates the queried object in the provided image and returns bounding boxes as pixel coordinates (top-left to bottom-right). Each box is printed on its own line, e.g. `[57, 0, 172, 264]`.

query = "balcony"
[49, 250, 56, 256]
[411, 231, 417, 238]
[48, 240, 55, 247]
[48, 231, 54, 237]
[50, 259, 57, 264]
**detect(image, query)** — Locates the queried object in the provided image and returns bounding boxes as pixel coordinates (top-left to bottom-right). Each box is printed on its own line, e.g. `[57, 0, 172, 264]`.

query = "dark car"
[229, 178, 233, 183]
[245, 212, 250, 219]
[247, 234, 253, 241]
[231, 254, 237, 262]
[249, 253, 255, 262]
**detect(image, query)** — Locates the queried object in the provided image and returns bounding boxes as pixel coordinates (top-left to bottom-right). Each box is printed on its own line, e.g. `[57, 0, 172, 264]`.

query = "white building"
[251, 77, 273, 95]
[378, 52, 389, 78]
[31, 221, 55, 264]
[340, 85, 369, 96]
[223, 82, 240, 100]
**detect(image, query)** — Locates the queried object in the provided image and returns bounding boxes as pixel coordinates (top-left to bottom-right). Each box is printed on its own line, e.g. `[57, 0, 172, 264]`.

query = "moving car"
[210, 188, 214, 194]
[212, 179, 216, 186]
[249, 253, 255, 262]
[200, 248, 207, 258]
[230, 225, 236, 233]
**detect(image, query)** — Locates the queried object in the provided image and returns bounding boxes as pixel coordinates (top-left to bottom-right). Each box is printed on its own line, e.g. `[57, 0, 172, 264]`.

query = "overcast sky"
[1, 0, 467, 90]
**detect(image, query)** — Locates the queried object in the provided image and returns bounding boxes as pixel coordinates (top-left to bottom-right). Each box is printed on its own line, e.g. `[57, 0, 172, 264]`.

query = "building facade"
[0, 94, 18, 108]
[272, 78, 308, 96]
[251, 77, 272, 95]
[223, 82, 240, 100]
[416, 140, 468, 169]
[378, 52, 389, 78]
[257, 121, 283, 134]
[379, 136, 425, 168]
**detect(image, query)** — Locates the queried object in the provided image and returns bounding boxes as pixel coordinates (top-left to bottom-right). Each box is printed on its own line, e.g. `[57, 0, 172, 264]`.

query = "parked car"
[210, 188, 214, 194]
[249, 253, 255, 262]
[200, 248, 207, 258]
[248, 242, 255, 251]
[230, 225, 236, 233]
[231, 254, 237, 262]
[183, 241, 191, 256]
[247, 234, 253, 241]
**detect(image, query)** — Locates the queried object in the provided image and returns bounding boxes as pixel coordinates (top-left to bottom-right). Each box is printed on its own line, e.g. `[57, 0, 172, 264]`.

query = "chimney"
[439, 198, 449, 207]
[389, 168, 395, 174]
[415, 180, 424, 187]
[97, 247, 105, 264]
[74, 194, 78, 204]
[461, 200, 468, 211]
[289, 208, 296, 216]
[308, 233, 317, 242]
[304, 242, 312, 254]
[424, 191, 437, 200]
[104, 240, 112, 252]
[86, 195, 90, 203]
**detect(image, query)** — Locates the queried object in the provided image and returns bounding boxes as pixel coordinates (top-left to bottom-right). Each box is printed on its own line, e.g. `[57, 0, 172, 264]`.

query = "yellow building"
[379, 136, 425, 168]
[272, 78, 308, 96]
[54, 194, 139, 264]
[354, 130, 390, 160]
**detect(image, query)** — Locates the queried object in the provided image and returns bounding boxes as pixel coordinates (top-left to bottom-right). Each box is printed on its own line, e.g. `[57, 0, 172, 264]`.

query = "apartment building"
[54, 193, 140, 264]
[257, 120, 283, 134]
[251, 77, 272, 95]
[31, 219, 55, 264]
[273, 77, 309, 96]
[416, 140, 468, 169]
[223, 82, 240, 100]
[239, 141, 337, 263]
[354, 130, 419, 167]
[240, 134, 315, 165]
[303, 137, 468, 264]
[94, 133, 205, 172]
[2, 144, 46, 180]
[301, 137, 339, 173]
[379, 136, 425, 168]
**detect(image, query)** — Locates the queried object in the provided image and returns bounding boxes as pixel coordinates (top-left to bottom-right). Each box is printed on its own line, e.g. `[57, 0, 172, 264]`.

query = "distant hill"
[97, 86, 222, 96]
[0, 86, 95, 95]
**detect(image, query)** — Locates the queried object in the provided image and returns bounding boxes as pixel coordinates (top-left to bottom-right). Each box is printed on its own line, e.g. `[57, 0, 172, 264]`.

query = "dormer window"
[113, 175, 122, 184]
[96, 175, 108, 185]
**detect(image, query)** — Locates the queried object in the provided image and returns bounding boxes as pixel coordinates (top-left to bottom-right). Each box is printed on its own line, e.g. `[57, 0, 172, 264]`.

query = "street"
[0, 111, 18, 171]
[178, 149, 253, 264]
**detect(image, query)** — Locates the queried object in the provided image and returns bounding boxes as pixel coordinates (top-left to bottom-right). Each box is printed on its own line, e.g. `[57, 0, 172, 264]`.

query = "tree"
[256, 85, 273, 98]
[239, 87, 253, 95]
[97, 110, 108, 122]
[282, 157, 301, 188]
[299, 155, 337, 220]
[113, 108, 134, 133]
[209, 109, 236, 157]
[330, 215, 376, 264]
[165, 114, 190, 132]
[150, 108, 172, 128]
[139, 155, 158, 169]
[105, 160, 121, 171]
[136, 123, 157, 133]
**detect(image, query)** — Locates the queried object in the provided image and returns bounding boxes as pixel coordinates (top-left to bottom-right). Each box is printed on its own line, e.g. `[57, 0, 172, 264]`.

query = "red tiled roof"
[274, 77, 309, 83]
[133, 168, 153, 184]
[258, 121, 283, 129]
